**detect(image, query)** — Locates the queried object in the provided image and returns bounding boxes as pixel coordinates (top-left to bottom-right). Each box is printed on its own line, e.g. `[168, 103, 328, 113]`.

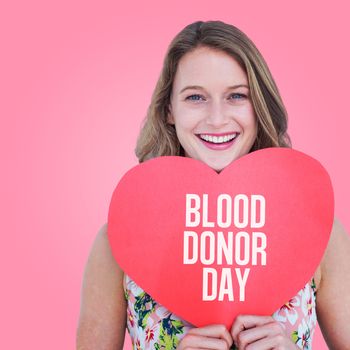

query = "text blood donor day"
[183, 194, 267, 302]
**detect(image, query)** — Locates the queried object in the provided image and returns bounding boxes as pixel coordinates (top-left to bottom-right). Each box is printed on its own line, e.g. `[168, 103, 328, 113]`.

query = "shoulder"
[314, 218, 349, 290]
[91, 223, 115, 260]
[77, 223, 126, 350]
[320, 218, 350, 279]
[82, 222, 125, 296]
[85, 223, 123, 276]
[314, 218, 350, 348]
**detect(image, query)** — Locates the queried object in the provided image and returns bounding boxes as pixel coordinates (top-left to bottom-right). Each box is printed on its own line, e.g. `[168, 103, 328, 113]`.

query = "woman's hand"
[231, 315, 299, 350]
[177, 324, 233, 350]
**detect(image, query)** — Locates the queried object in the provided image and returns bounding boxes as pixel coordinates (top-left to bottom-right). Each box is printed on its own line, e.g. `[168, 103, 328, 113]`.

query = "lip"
[196, 132, 239, 151]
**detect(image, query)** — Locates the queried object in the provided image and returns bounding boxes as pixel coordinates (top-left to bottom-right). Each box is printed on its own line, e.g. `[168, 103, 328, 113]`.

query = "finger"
[231, 315, 274, 343]
[236, 322, 285, 349]
[243, 334, 294, 350]
[188, 324, 233, 348]
[180, 333, 231, 350]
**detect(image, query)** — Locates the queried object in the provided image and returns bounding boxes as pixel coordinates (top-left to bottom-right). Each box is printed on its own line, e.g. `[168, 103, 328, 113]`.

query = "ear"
[167, 105, 175, 125]
[167, 114, 175, 125]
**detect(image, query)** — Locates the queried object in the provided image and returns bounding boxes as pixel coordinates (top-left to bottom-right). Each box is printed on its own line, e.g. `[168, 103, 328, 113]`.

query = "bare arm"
[316, 218, 350, 349]
[76, 223, 127, 350]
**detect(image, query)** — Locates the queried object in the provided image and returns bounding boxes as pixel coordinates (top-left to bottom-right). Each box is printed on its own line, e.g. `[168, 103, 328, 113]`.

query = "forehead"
[173, 47, 248, 91]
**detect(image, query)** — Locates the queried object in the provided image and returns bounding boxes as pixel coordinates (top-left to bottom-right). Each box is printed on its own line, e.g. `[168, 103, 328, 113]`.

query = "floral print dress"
[124, 274, 317, 350]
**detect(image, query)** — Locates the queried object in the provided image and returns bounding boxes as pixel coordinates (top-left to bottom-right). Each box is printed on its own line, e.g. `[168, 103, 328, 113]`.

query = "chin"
[205, 159, 231, 173]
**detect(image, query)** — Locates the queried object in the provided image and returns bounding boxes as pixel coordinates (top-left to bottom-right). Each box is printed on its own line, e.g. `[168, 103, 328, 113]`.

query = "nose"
[206, 100, 230, 128]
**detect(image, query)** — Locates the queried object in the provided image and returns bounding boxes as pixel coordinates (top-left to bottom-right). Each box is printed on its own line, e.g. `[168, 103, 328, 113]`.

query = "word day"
[183, 193, 268, 302]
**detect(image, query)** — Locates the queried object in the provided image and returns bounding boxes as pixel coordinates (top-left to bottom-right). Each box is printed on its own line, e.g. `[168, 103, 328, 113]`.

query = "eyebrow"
[179, 84, 249, 94]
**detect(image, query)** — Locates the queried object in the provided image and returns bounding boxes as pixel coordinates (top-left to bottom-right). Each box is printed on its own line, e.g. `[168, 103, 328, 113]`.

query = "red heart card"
[107, 148, 334, 329]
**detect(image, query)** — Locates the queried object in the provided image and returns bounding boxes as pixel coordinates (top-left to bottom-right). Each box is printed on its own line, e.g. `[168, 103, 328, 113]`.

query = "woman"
[77, 21, 350, 349]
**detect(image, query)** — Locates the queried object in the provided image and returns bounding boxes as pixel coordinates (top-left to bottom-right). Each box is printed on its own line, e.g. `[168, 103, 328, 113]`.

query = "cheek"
[173, 109, 202, 131]
[242, 106, 257, 133]
[237, 116, 257, 135]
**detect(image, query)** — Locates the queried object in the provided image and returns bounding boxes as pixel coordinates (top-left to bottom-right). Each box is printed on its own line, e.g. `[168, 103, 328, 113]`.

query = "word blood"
[186, 194, 265, 228]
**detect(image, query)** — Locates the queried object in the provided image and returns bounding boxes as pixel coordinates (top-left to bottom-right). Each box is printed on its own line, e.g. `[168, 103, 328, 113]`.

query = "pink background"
[1, 0, 349, 349]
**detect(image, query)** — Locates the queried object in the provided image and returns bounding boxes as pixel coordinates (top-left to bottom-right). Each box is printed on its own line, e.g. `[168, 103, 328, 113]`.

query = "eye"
[185, 94, 206, 101]
[229, 93, 247, 100]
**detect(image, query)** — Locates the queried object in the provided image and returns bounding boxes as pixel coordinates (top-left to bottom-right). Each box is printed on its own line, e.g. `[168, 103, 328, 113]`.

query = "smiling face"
[168, 46, 258, 172]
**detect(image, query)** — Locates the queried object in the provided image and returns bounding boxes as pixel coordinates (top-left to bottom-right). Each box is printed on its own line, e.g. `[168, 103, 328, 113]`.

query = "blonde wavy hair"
[135, 20, 291, 162]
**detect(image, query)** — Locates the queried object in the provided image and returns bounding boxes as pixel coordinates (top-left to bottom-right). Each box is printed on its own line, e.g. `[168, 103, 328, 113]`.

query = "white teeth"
[199, 133, 238, 144]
